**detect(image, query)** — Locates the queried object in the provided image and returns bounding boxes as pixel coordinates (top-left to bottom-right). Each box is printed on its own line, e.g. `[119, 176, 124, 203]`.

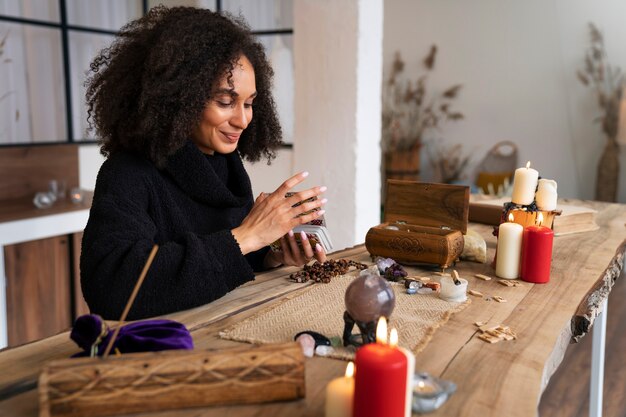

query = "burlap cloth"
[220, 273, 470, 360]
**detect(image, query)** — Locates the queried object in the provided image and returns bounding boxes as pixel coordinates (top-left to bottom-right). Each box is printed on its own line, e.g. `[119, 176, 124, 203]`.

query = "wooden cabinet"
[5, 236, 72, 347]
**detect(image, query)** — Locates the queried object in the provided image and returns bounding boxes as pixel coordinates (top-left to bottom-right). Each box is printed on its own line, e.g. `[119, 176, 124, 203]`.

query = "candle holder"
[343, 269, 395, 348]
[70, 187, 85, 204]
[412, 372, 457, 414]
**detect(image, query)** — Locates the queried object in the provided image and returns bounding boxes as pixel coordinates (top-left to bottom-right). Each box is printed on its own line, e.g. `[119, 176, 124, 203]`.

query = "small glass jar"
[69, 187, 85, 204]
[33, 192, 55, 209]
[412, 372, 457, 414]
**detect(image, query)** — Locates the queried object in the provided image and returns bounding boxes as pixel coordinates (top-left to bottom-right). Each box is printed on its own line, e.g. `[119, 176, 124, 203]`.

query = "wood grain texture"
[39, 343, 305, 417]
[70, 233, 89, 319]
[0, 204, 623, 417]
[0, 145, 79, 202]
[5, 236, 71, 347]
[365, 223, 464, 268]
[384, 180, 469, 234]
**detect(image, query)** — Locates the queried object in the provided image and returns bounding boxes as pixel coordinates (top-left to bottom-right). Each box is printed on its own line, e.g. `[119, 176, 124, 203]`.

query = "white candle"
[511, 161, 539, 205]
[439, 276, 468, 302]
[496, 213, 524, 279]
[390, 329, 415, 417]
[535, 179, 558, 211]
[325, 362, 355, 417]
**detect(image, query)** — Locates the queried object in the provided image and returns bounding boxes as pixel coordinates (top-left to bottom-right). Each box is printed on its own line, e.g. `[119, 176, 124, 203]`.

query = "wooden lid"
[383, 180, 470, 234]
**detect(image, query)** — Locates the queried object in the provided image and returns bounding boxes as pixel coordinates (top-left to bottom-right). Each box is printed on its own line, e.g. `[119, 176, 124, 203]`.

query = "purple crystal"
[345, 270, 395, 323]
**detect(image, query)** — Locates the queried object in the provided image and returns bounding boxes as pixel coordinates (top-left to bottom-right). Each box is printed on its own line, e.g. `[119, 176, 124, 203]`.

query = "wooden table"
[0, 201, 624, 417]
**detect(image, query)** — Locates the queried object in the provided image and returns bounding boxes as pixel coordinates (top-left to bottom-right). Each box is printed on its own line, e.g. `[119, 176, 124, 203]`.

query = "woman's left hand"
[264, 230, 327, 268]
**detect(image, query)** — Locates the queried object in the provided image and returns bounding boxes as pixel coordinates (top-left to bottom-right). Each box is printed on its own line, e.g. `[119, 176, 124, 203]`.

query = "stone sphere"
[345, 270, 395, 323]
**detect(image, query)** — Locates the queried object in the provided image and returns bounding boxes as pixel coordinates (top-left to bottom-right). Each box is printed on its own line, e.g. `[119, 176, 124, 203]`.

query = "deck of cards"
[270, 193, 334, 253]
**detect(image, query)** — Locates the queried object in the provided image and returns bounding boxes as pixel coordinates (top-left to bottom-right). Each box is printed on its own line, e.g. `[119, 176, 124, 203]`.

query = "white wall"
[293, 0, 383, 251]
[384, 0, 626, 202]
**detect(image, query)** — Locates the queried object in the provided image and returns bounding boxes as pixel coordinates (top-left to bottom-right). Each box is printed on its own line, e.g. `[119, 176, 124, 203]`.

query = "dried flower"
[577, 23, 624, 140]
[382, 47, 463, 153]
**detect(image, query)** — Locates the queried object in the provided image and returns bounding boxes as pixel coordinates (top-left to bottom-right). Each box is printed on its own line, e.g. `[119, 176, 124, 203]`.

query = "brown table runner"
[220, 273, 470, 360]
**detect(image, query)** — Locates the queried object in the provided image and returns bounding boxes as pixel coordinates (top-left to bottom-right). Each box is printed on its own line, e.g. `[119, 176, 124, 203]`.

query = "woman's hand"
[232, 172, 327, 256]
[263, 231, 327, 268]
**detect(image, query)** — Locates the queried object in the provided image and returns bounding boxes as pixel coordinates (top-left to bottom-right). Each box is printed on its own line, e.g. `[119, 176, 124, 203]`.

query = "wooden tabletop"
[0, 200, 624, 417]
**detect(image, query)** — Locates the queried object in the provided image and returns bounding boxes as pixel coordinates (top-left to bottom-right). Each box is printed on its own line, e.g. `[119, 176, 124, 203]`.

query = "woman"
[81, 6, 326, 320]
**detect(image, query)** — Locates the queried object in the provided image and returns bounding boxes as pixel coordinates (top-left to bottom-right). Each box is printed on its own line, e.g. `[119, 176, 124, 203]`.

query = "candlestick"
[325, 362, 354, 417]
[391, 329, 415, 417]
[535, 179, 557, 211]
[496, 213, 524, 279]
[521, 213, 554, 283]
[439, 276, 468, 302]
[511, 161, 539, 205]
[354, 318, 408, 417]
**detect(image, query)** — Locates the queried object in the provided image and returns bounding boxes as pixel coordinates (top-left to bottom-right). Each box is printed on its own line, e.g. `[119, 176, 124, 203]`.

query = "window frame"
[0, 0, 293, 149]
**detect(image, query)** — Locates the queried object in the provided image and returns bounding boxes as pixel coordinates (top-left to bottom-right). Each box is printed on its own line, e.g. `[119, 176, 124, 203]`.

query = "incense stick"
[102, 244, 159, 359]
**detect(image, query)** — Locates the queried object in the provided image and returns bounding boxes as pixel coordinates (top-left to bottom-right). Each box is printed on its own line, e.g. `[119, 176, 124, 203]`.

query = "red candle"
[520, 213, 554, 283]
[353, 318, 408, 417]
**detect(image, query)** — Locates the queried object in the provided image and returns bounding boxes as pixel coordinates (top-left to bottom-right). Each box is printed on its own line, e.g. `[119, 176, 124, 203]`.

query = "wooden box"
[365, 181, 469, 269]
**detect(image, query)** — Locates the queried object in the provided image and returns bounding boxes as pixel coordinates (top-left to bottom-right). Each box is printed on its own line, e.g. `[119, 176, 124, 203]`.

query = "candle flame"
[345, 361, 355, 378]
[508, 213, 515, 222]
[376, 316, 388, 344]
[537, 212, 544, 226]
[389, 328, 398, 348]
[526, 161, 531, 169]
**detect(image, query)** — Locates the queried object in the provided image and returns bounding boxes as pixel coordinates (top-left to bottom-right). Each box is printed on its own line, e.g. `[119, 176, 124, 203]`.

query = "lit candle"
[325, 362, 355, 417]
[535, 179, 558, 211]
[521, 213, 554, 283]
[496, 213, 524, 279]
[353, 317, 408, 417]
[511, 161, 539, 205]
[391, 328, 415, 417]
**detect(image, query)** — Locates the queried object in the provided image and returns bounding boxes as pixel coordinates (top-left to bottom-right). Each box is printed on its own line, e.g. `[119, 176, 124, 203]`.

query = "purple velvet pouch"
[70, 314, 193, 357]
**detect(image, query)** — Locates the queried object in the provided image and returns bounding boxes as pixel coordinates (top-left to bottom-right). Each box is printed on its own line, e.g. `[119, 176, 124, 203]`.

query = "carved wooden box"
[365, 181, 469, 269]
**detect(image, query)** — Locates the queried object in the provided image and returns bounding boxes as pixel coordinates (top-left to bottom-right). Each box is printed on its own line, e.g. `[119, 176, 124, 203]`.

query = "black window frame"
[0, 0, 293, 149]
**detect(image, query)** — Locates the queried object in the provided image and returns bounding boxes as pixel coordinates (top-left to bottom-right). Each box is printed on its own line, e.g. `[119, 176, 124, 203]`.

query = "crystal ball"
[345, 270, 395, 323]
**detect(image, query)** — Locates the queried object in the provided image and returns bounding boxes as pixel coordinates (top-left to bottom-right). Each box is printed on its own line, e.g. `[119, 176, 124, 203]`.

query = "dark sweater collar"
[164, 140, 252, 207]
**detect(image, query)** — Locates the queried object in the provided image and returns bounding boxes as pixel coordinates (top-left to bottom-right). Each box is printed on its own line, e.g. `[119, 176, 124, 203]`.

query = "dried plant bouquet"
[577, 22, 623, 202]
[577, 23, 623, 140]
[382, 46, 463, 153]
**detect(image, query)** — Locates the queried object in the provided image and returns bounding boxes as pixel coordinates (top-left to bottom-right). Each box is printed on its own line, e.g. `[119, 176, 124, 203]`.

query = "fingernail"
[321, 198, 328, 204]
[315, 243, 323, 252]
[300, 231, 308, 240]
[317, 210, 326, 216]
[319, 186, 327, 192]
[288, 230, 294, 237]
[301, 171, 309, 178]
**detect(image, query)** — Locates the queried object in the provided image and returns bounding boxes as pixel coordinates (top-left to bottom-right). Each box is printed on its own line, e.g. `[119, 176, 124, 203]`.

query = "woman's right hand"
[232, 172, 327, 255]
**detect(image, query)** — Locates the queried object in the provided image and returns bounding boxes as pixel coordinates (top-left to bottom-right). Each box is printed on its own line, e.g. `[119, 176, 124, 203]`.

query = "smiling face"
[191, 54, 257, 155]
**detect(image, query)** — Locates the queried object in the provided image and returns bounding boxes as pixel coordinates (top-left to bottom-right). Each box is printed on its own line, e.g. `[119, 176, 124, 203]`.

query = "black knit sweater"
[80, 140, 269, 320]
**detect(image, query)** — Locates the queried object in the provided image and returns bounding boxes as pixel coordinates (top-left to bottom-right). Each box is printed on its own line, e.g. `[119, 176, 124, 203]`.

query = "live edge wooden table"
[0, 201, 624, 417]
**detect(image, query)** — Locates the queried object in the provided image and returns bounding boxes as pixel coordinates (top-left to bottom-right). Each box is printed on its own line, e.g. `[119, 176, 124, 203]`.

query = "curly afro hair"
[86, 6, 282, 167]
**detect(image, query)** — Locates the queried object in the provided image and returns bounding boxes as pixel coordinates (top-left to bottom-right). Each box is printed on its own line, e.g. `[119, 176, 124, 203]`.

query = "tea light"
[325, 362, 354, 417]
[70, 187, 85, 204]
[411, 372, 457, 414]
[439, 276, 468, 302]
[511, 161, 539, 205]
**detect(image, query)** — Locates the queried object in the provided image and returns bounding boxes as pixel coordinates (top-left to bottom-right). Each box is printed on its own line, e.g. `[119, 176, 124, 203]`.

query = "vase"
[383, 144, 421, 182]
[595, 138, 620, 202]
